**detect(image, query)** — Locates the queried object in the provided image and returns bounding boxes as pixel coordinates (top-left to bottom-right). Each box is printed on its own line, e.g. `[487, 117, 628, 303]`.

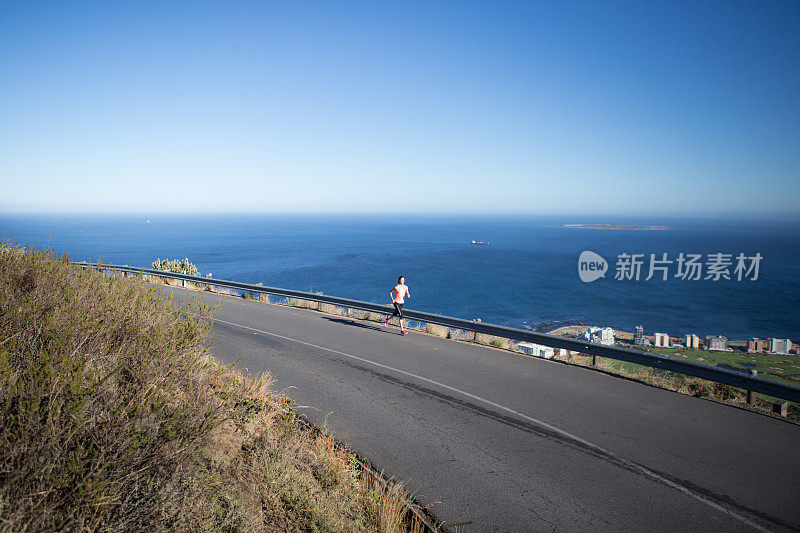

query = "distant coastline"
[561, 223, 669, 230]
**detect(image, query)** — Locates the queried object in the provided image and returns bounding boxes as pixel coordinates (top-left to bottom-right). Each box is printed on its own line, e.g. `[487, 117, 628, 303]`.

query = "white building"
[654, 332, 669, 348]
[634, 325, 645, 346]
[518, 342, 555, 359]
[584, 326, 615, 346]
[684, 334, 700, 349]
[769, 338, 792, 355]
[706, 335, 728, 351]
[748, 338, 765, 353]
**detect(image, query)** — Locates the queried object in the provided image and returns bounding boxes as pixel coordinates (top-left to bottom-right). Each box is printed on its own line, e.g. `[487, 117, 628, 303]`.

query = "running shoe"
[401, 330, 408, 335]
[385, 318, 389, 327]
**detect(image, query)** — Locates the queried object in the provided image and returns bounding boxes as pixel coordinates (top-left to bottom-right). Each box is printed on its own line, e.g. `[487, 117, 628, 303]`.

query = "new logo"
[578, 251, 608, 282]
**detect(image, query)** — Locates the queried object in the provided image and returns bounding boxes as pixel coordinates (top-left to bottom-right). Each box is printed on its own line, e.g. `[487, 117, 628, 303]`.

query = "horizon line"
[2, 208, 800, 221]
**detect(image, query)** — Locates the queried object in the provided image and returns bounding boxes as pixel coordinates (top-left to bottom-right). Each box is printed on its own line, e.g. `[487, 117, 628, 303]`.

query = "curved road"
[169, 286, 800, 532]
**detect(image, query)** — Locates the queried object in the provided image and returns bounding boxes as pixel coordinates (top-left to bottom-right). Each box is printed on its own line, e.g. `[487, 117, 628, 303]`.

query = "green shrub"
[151, 257, 200, 277]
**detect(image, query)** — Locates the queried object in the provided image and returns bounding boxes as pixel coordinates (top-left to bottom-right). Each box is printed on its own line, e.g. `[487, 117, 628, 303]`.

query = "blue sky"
[1, 1, 798, 215]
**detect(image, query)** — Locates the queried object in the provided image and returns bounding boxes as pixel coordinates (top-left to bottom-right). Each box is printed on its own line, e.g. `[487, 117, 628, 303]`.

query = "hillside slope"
[0, 245, 429, 532]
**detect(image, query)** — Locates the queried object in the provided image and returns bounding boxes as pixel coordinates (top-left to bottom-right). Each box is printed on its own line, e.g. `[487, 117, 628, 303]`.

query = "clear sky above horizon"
[1, 1, 798, 216]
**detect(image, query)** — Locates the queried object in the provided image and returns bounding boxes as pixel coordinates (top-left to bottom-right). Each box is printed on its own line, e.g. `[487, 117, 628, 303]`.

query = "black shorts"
[391, 302, 404, 318]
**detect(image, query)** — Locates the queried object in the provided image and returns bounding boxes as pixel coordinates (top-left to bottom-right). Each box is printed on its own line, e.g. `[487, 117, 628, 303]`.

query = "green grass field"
[592, 347, 800, 388]
[581, 347, 800, 417]
[640, 347, 800, 387]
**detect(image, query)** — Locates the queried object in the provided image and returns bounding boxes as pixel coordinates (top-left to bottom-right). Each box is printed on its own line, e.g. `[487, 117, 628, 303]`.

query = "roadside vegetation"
[555, 351, 799, 420]
[160, 271, 799, 422]
[0, 245, 434, 532]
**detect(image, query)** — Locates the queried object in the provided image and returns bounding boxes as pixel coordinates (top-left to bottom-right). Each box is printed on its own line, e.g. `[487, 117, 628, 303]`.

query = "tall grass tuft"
[488, 337, 512, 350]
[0, 246, 218, 529]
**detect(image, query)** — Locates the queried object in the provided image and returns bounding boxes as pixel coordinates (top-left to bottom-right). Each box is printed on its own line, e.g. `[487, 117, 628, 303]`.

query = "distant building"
[685, 334, 700, 349]
[518, 342, 555, 359]
[747, 338, 765, 354]
[706, 335, 728, 351]
[634, 325, 645, 346]
[769, 338, 792, 355]
[654, 332, 669, 348]
[584, 326, 615, 346]
[599, 327, 615, 346]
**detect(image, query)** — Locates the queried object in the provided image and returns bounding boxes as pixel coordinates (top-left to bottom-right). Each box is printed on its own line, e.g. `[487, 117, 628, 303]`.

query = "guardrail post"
[592, 354, 598, 367]
[773, 400, 788, 417]
[747, 369, 758, 406]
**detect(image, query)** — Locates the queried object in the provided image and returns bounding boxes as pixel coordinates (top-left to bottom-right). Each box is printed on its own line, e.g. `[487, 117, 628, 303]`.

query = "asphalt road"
[167, 286, 800, 532]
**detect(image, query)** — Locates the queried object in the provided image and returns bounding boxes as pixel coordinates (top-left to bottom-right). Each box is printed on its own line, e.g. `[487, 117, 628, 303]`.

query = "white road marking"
[212, 315, 770, 532]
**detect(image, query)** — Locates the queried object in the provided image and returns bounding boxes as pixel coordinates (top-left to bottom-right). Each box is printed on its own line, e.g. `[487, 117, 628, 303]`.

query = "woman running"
[386, 275, 410, 335]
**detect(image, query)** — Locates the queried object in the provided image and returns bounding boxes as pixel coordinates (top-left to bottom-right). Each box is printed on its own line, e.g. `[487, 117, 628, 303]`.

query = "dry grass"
[205, 283, 240, 296]
[468, 332, 482, 344]
[0, 245, 439, 532]
[288, 298, 311, 309]
[362, 311, 386, 323]
[487, 336, 514, 351]
[423, 324, 448, 338]
[319, 303, 339, 315]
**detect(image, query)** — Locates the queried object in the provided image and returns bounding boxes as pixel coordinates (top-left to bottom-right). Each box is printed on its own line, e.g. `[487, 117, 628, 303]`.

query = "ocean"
[2, 213, 799, 340]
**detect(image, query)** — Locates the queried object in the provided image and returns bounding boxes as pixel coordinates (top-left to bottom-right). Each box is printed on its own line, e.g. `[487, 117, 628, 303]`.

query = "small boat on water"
[471, 240, 490, 245]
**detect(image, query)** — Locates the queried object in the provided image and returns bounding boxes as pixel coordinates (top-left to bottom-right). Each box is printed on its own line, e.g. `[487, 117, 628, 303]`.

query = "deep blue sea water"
[2, 214, 799, 340]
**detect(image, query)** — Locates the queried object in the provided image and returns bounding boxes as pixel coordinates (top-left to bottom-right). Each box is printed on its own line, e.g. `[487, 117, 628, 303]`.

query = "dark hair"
[397, 275, 405, 283]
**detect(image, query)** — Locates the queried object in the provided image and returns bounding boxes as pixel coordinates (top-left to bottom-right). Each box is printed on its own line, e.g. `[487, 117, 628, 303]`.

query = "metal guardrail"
[76, 262, 800, 404]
